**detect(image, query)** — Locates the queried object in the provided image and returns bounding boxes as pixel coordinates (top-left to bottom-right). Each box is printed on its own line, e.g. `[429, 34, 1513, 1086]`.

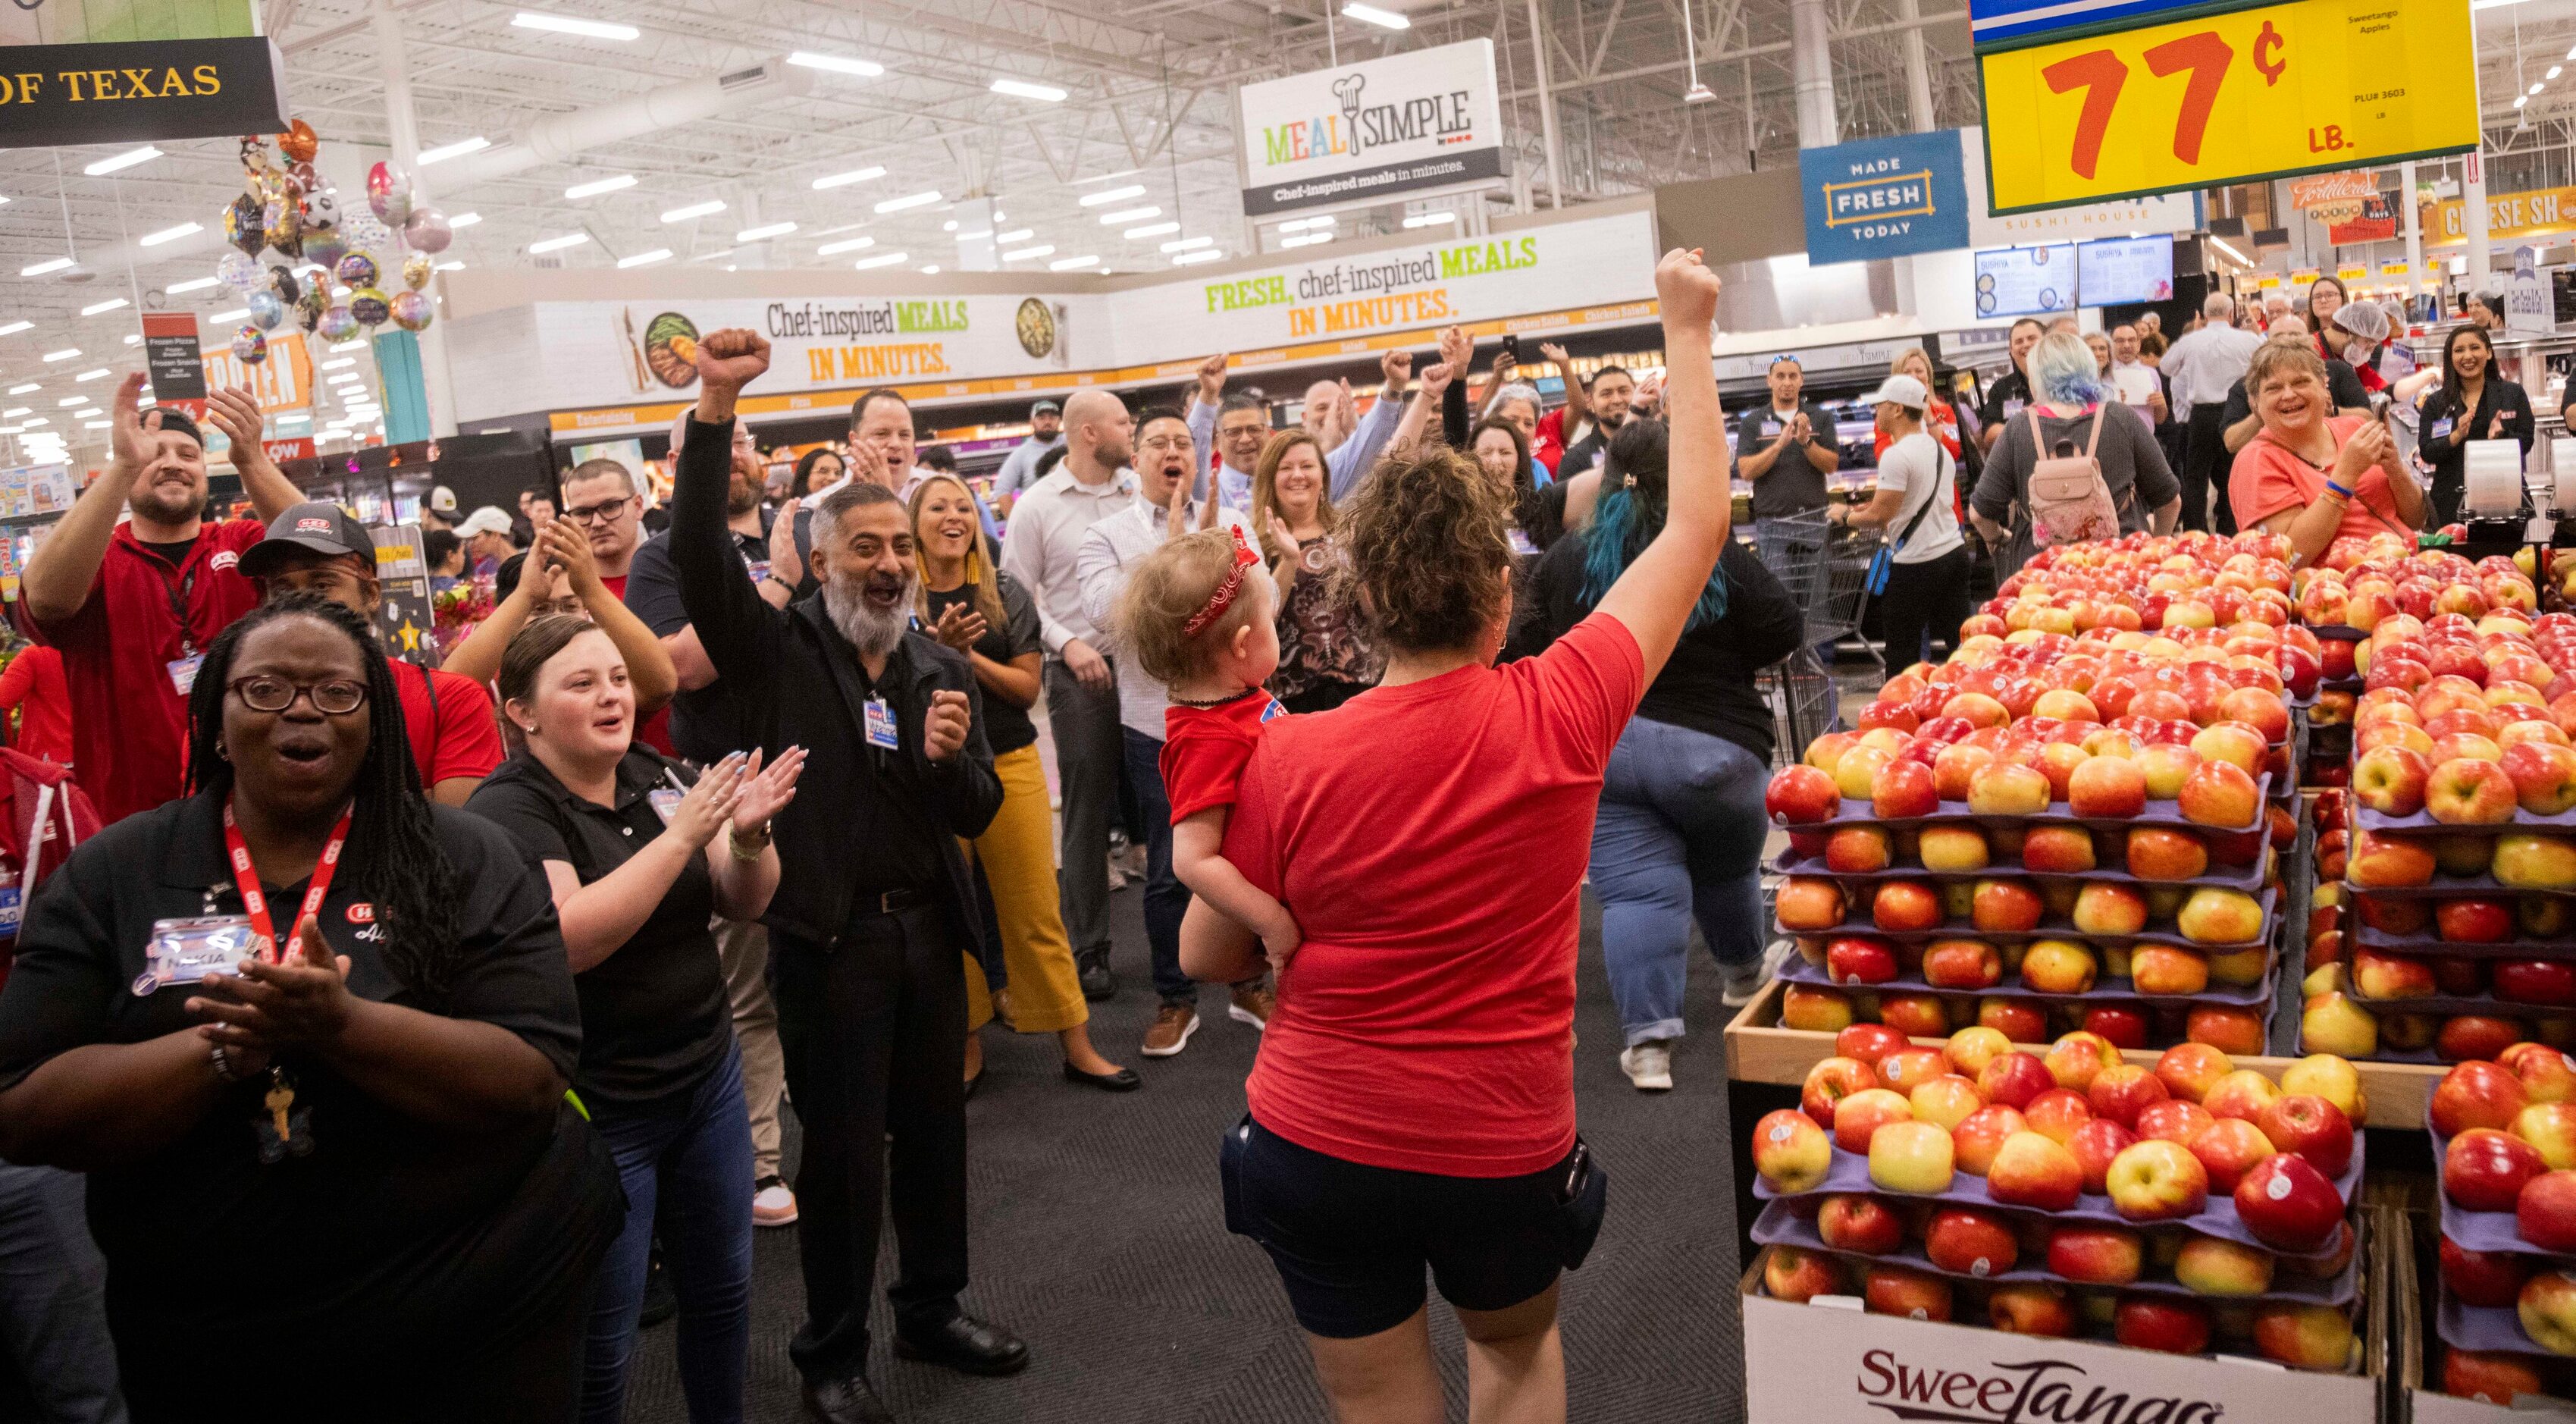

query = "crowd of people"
[0, 246, 2530, 1424]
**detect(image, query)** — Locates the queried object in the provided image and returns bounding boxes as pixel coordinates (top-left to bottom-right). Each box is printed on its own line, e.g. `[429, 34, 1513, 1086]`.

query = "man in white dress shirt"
[2161, 293, 2264, 532]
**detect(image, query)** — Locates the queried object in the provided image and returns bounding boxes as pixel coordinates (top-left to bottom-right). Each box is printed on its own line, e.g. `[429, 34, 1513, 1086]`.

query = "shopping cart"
[1753, 510, 1885, 679]
[1760, 645, 1841, 767]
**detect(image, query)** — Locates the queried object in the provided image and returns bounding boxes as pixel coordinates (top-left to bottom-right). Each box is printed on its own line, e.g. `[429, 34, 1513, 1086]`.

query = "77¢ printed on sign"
[1976, 0, 2478, 213]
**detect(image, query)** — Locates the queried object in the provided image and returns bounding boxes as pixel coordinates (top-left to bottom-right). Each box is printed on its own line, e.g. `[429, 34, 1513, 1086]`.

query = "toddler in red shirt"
[1116, 527, 1303, 969]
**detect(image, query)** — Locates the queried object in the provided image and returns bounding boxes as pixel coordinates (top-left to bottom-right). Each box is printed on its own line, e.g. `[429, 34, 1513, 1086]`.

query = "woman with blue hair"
[1503, 419, 1806, 1091]
[1970, 330, 2181, 580]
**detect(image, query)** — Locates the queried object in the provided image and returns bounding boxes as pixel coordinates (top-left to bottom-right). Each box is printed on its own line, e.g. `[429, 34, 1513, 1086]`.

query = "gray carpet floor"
[622, 886, 1747, 1423]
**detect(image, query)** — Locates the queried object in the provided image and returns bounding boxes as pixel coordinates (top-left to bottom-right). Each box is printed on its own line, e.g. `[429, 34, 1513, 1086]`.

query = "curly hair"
[186, 594, 469, 1008]
[1112, 528, 1264, 685]
[1335, 444, 1512, 655]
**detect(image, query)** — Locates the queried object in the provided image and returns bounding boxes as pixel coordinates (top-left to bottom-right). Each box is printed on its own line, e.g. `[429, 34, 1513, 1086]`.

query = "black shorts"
[1218, 1115, 1606, 1339]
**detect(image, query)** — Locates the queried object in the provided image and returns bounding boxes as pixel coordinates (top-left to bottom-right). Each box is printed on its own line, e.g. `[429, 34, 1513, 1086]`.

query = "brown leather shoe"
[1229, 981, 1275, 1030]
[1141, 1004, 1199, 1058]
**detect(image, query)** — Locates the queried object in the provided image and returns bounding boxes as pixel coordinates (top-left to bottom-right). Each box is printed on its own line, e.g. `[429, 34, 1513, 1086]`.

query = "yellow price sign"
[1978, 0, 2478, 213]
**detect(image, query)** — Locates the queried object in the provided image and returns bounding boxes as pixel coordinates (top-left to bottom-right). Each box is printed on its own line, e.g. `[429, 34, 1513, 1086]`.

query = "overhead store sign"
[2422, 186, 2576, 246]
[2287, 169, 2379, 209]
[1236, 38, 1506, 218]
[0, 0, 286, 150]
[1975, 0, 2479, 215]
[1956, 126, 2198, 243]
[1797, 130, 1973, 265]
[203, 331, 310, 412]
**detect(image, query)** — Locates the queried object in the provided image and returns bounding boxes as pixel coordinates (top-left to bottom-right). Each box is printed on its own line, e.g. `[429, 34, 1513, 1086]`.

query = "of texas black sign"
[0, 36, 287, 149]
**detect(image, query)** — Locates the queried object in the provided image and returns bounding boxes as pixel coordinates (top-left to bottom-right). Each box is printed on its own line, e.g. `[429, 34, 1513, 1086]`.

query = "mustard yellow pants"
[963, 742, 1089, 1035]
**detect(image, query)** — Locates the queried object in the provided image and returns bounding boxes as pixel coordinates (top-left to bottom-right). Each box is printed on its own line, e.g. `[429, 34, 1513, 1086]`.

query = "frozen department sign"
[1799, 130, 1973, 265]
[1236, 39, 1507, 217]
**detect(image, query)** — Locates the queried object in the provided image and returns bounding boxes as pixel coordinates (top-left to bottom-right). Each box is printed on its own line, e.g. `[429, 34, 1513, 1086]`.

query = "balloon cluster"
[212, 118, 448, 362]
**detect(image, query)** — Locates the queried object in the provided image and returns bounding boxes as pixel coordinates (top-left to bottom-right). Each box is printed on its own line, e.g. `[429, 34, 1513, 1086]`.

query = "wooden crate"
[1721, 975, 2447, 1130]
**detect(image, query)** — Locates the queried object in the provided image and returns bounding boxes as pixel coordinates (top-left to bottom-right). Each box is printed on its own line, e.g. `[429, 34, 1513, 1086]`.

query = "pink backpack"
[2023, 406, 2123, 548]
[0, 750, 99, 983]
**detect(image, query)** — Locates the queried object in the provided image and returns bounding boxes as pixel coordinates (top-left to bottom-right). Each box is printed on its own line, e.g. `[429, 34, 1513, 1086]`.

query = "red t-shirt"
[0, 646, 73, 767]
[1532, 408, 1568, 475]
[1223, 613, 1646, 1177]
[391, 657, 503, 792]
[1161, 691, 1285, 823]
[599, 572, 675, 756]
[20, 521, 264, 824]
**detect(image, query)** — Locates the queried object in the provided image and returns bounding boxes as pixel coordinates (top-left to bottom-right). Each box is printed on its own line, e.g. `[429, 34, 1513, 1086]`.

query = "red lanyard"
[221, 796, 353, 963]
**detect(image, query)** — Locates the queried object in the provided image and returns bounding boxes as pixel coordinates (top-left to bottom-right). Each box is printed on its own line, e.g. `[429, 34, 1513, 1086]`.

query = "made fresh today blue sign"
[1798, 130, 1973, 266]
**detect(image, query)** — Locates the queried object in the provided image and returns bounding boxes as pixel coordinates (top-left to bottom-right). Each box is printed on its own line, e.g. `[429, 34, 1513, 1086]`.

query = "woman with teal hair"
[1503, 419, 1807, 1091]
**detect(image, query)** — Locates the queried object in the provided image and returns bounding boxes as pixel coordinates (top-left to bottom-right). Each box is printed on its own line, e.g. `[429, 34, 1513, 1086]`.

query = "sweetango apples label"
[1743, 1288, 2374, 1423]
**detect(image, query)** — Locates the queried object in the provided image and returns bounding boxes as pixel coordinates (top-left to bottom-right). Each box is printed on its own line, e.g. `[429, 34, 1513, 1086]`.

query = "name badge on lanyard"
[161, 563, 202, 696]
[2430, 416, 2455, 442]
[166, 653, 205, 696]
[864, 696, 900, 751]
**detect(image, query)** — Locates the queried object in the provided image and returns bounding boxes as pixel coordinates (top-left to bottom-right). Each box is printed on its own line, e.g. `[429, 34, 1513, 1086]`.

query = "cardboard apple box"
[2389, 1200, 2576, 1422]
[1741, 1257, 2378, 1424]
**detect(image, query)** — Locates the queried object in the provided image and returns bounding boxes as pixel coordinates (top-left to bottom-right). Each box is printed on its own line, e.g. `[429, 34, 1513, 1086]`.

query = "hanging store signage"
[1975, 0, 2479, 215]
[0, 36, 287, 149]
[2329, 195, 2397, 245]
[2286, 169, 2380, 209]
[141, 312, 206, 402]
[1956, 127, 2198, 243]
[202, 331, 311, 412]
[1797, 130, 1973, 265]
[1235, 38, 1507, 218]
[2421, 185, 2576, 247]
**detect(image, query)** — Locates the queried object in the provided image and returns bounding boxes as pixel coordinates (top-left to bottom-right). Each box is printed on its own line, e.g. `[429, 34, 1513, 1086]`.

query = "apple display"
[1872, 757, 1941, 820]
[2250, 1303, 2355, 1370]
[2202, 1069, 2284, 1124]
[1832, 1088, 1916, 1156]
[2187, 1117, 2278, 1195]
[2504, 1042, 2576, 1104]
[1970, 878, 2045, 933]
[2070, 883, 2148, 936]
[2104, 1139, 2211, 1221]
[2443, 1348, 2546, 1405]
[1835, 746, 1893, 801]
[2086, 1064, 2171, 1128]
[2255, 1094, 2356, 1178]
[2084, 1005, 2151, 1050]
[1917, 824, 1991, 871]
[2278, 1054, 2368, 1124]
[1968, 761, 2051, 816]
[2433, 1061, 2535, 1137]
[2019, 939, 2098, 995]
[1872, 880, 1945, 933]
[1988, 1283, 2079, 1338]
[1943, 1026, 2013, 1077]
[1976, 1051, 2057, 1109]
[2495, 833, 2576, 889]
[1763, 1244, 1851, 1303]
[2505, 739, 2576, 814]
[1752, 1109, 1835, 1193]
[2518, 1269, 2576, 1357]
[1985, 1130, 2082, 1210]
[1877, 1047, 1954, 1096]
[2173, 1234, 2277, 1297]
[1951, 1104, 2028, 1176]
[2437, 898, 2515, 943]
[1781, 984, 1857, 1033]
[2126, 945, 2211, 996]
[2301, 991, 2380, 1061]
[1920, 939, 2004, 990]
[1835, 1024, 1912, 1069]
[2178, 759, 2262, 830]
[2042, 1032, 2120, 1093]
[1863, 1264, 1954, 1322]
[1881, 993, 1952, 1039]
[2187, 1004, 2269, 1055]
[2518, 1102, 2576, 1170]
[2525, 1169, 2576, 1251]
[1802, 1056, 1881, 1128]
[2068, 1118, 2139, 1194]
[2113, 1297, 2211, 1356]
[2428, 757, 2520, 825]
[1766, 764, 1844, 825]
[2352, 745, 2432, 816]
[2154, 1044, 2234, 1104]
[1825, 936, 1901, 986]
[2126, 827, 2211, 881]
[2441, 1236, 2534, 1309]
[1910, 1075, 1985, 1133]
[2020, 826, 2097, 874]
[2068, 754, 2148, 818]
[1923, 1206, 2020, 1278]
[1817, 1193, 1907, 1254]
[2137, 744, 2202, 799]
[2497, 958, 2576, 1007]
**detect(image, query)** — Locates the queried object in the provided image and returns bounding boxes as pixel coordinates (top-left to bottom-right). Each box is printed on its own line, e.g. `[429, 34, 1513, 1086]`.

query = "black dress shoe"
[802, 1372, 893, 1424]
[1063, 1061, 1142, 1092]
[1077, 956, 1114, 1001]
[894, 1313, 1030, 1376]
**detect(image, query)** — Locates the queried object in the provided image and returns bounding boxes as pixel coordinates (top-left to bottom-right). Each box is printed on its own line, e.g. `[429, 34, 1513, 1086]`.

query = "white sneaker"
[1620, 1042, 1674, 1092]
[752, 1177, 798, 1228]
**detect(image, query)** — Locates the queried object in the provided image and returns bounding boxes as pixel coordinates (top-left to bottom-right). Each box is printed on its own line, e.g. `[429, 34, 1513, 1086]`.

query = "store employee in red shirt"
[237, 502, 506, 804]
[15, 375, 305, 823]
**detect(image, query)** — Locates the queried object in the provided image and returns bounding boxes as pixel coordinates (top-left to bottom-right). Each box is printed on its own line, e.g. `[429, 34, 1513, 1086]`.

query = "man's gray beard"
[823, 569, 916, 659]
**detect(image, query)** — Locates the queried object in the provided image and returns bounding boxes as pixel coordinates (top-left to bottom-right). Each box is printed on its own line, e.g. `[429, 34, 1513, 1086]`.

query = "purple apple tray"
[1775, 949, 2277, 1006]
[1772, 886, 2280, 953]
[1751, 1134, 2362, 1259]
[1750, 1198, 2360, 1305]
[1774, 780, 2276, 836]
[2355, 805, 2576, 835]
[2435, 1288, 2573, 1359]
[2340, 964, 2576, 1018]
[2429, 1123, 2576, 1260]
[2354, 921, 2576, 961]
[1775, 846, 2272, 893]
[2346, 870, 2576, 902]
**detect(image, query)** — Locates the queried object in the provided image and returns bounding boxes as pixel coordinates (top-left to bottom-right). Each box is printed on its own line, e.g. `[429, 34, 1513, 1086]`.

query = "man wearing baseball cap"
[986, 398, 1063, 516]
[455, 506, 516, 572]
[15, 376, 306, 823]
[242, 502, 504, 805]
[421, 484, 461, 532]
[1832, 372, 1970, 666]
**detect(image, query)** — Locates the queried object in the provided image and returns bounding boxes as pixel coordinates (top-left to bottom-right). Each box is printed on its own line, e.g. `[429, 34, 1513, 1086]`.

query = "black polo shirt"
[468, 747, 729, 1109]
[623, 519, 773, 765]
[0, 793, 606, 1360]
[924, 574, 1042, 755]
[1979, 367, 2033, 430]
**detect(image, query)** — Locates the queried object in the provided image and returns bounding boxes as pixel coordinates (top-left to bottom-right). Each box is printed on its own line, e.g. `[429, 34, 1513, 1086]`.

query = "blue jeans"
[581, 1041, 754, 1424]
[0, 1162, 123, 1423]
[1588, 718, 1772, 1047]
[1121, 726, 1192, 1003]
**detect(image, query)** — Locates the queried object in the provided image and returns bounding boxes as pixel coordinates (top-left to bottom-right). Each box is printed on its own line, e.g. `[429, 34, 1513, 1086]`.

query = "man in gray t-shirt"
[1738, 356, 1839, 524]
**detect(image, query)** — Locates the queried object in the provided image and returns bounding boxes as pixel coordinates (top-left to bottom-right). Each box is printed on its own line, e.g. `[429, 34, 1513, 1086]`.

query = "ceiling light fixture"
[211, 307, 249, 322]
[1099, 206, 1159, 224]
[564, 173, 638, 199]
[434, 260, 465, 271]
[0, 322, 29, 339]
[79, 298, 127, 316]
[1002, 244, 1055, 261]
[20, 259, 71, 277]
[688, 248, 736, 262]
[919, 264, 942, 274]
[528, 232, 591, 253]
[83, 146, 160, 176]
[415, 136, 490, 167]
[139, 221, 202, 246]
[321, 358, 355, 370]
[6, 387, 36, 397]
[2517, 94, 2532, 107]
[1161, 236, 1213, 253]
[737, 221, 797, 242]
[1343, 2, 1410, 27]
[851, 251, 909, 270]
[991, 78, 1068, 102]
[1078, 184, 1147, 207]
[812, 165, 886, 190]
[55, 397, 82, 407]
[874, 190, 942, 213]
[616, 249, 672, 268]
[40, 349, 78, 362]
[660, 200, 725, 223]
[1401, 212, 1458, 227]
[1171, 249, 1223, 266]
[995, 228, 1034, 244]
[1126, 221, 1180, 238]
[1048, 255, 1098, 271]
[511, 11, 638, 40]
[788, 50, 883, 77]
[165, 275, 220, 293]
[447, 212, 484, 228]
[73, 369, 107, 382]
[816, 236, 877, 256]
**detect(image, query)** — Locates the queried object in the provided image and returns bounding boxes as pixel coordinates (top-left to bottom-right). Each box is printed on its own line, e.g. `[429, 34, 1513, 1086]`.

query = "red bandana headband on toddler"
[1181, 528, 1262, 638]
